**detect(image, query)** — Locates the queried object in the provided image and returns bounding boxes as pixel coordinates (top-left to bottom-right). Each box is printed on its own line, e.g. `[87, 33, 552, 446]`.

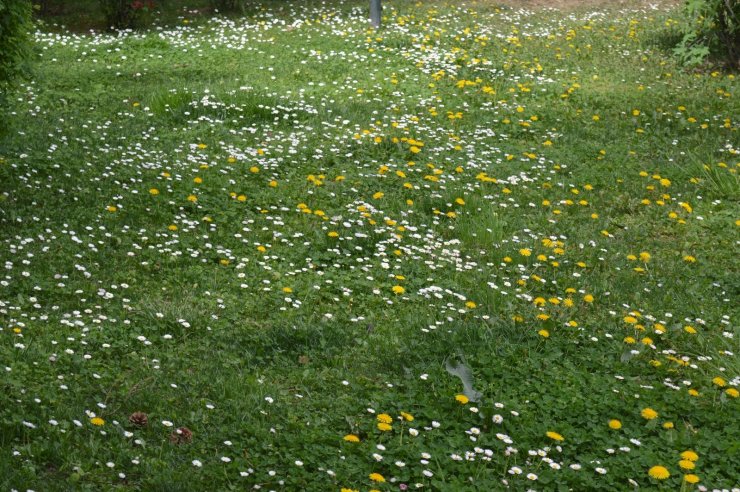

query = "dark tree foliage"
[0, 0, 33, 91]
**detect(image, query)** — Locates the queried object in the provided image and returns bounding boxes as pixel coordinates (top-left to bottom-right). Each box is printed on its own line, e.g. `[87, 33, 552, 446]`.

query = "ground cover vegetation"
[0, 0, 738, 490]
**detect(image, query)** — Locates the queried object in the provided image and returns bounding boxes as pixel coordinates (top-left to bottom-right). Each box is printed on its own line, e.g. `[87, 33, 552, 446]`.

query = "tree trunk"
[370, 0, 381, 28]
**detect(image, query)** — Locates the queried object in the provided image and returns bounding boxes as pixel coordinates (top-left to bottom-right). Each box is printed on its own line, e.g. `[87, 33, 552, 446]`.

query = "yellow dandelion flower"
[90, 417, 105, 426]
[726, 388, 739, 398]
[377, 422, 392, 432]
[712, 377, 726, 387]
[519, 248, 532, 257]
[343, 434, 360, 443]
[455, 394, 469, 404]
[392, 285, 405, 295]
[608, 419, 622, 430]
[679, 460, 695, 470]
[149, 188, 160, 195]
[369, 473, 386, 483]
[641, 408, 658, 420]
[684, 474, 700, 484]
[546, 431, 564, 441]
[538, 329, 549, 338]
[648, 466, 670, 480]
[680, 450, 699, 462]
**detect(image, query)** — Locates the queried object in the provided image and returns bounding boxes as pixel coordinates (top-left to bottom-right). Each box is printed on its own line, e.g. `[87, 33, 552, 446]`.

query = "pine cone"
[169, 427, 193, 444]
[128, 411, 148, 427]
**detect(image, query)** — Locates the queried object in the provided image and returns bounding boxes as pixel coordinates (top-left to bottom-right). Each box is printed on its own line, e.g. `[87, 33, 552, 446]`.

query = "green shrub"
[0, 0, 33, 91]
[674, 0, 740, 67]
[210, 0, 249, 14]
[100, 0, 156, 30]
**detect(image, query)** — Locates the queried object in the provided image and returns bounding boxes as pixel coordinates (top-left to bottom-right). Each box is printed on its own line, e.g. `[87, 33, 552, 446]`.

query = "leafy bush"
[0, 0, 33, 90]
[99, 0, 156, 30]
[674, 0, 739, 67]
[210, 0, 249, 14]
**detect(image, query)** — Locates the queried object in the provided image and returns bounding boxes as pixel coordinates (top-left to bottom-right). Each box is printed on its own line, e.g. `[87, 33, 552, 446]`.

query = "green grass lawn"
[1, 0, 738, 490]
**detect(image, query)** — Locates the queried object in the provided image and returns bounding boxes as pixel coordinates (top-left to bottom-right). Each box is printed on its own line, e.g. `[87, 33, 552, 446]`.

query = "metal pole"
[370, 0, 381, 28]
